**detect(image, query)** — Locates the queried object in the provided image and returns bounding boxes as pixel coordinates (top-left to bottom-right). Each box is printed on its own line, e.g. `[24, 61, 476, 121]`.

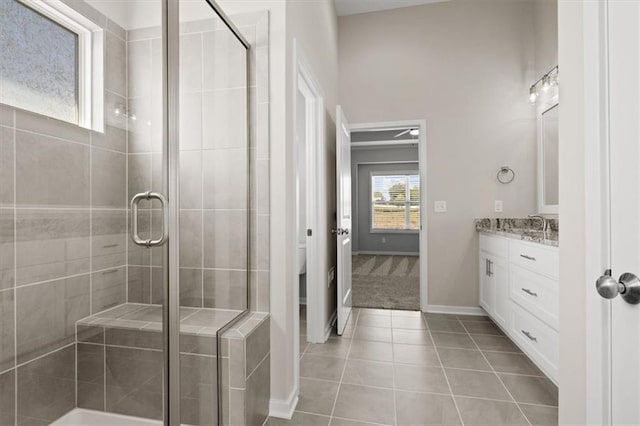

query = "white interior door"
[336, 106, 353, 335]
[599, 2, 640, 424]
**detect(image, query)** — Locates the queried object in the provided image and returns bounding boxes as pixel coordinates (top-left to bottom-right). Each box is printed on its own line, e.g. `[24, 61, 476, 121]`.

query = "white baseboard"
[269, 387, 299, 419]
[324, 310, 337, 340]
[425, 305, 487, 316]
[354, 251, 419, 256]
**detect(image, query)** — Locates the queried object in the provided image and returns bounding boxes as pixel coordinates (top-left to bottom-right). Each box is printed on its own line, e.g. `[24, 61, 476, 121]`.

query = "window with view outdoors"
[371, 173, 420, 231]
[0, 0, 79, 123]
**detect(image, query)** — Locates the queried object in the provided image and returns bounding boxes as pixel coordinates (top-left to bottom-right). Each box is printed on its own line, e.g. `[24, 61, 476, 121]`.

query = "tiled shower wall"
[125, 11, 270, 314]
[0, 2, 270, 425]
[0, 2, 129, 422]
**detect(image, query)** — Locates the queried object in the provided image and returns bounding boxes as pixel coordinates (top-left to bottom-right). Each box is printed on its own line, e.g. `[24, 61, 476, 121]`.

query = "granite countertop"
[475, 218, 559, 247]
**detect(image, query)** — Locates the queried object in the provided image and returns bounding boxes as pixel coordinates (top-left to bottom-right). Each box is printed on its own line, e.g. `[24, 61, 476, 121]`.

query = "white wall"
[338, 0, 538, 307]
[534, 0, 558, 77]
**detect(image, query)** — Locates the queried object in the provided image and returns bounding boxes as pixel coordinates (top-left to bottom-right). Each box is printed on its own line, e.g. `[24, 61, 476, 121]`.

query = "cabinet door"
[479, 252, 493, 315]
[492, 256, 509, 327]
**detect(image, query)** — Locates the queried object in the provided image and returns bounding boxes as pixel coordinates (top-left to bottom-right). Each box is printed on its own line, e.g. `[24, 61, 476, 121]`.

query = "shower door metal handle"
[130, 191, 169, 248]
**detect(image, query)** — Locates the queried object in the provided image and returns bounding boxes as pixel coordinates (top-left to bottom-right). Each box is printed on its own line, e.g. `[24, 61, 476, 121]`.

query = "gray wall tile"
[179, 150, 203, 209]
[15, 109, 90, 145]
[202, 89, 247, 150]
[202, 148, 247, 210]
[180, 268, 203, 308]
[179, 93, 203, 151]
[202, 29, 247, 91]
[92, 125, 126, 153]
[92, 267, 126, 314]
[105, 91, 127, 133]
[245, 319, 269, 377]
[15, 130, 90, 207]
[128, 154, 151, 201]
[77, 343, 105, 411]
[127, 96, 153, 154]
[181, 354, 217, 426]
[128, 266, 151, 304]
[0, 289, 15, 372]
[92, 148, 126, 208]
[105, 32, 126, 97]
[17, 345, 75, 424]
[180, 210, 202, 268]
[15, 209, 90, 286]
[245, 354, 270, 426]
[0, 369, 15, 426]
[16, 275, 90, 363]
[105, 346, 163, 420]
[0, 104, 14, 127]
[203, 210, 247, 270]
[0, 126, 14, 206]
[92, 209, 127, 270]
[203, 269, 247, 310]
[128, 40, 152, 100]
[180, 33, 203, 93]
[0, 209, 15, 290]
[105, 328, 162, 350]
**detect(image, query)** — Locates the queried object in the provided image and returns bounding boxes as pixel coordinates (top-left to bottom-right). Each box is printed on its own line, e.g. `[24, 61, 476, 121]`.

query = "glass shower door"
[172, 2, 250, 425]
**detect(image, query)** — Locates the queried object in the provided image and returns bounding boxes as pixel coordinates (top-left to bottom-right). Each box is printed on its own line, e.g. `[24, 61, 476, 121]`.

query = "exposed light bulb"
[529, 86, 538, 103]
[130, 113, 137, 121]
[409, 129, 419, 136]
[542, 75, 551, 92]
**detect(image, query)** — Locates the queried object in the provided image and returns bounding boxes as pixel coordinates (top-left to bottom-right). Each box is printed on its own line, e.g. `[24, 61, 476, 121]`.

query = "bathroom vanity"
[476, 219, 559, 384]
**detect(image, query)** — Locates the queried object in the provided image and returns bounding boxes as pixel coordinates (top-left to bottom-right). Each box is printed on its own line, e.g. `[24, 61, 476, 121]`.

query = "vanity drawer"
[509, 265, 558, 330]
[509, 240, 558, 278]
[510, 303, 559, 380]
[480, 233, 508, 258]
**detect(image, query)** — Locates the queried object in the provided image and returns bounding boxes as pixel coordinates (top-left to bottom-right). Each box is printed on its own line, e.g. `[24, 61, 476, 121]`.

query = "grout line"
[425, 313, 465, 426]
[327, 309, 358, 422]
[460, 319, 533, 425]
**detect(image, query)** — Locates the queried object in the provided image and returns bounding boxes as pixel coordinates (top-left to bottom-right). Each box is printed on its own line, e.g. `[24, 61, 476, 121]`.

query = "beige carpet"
[352, 254, 420, 310]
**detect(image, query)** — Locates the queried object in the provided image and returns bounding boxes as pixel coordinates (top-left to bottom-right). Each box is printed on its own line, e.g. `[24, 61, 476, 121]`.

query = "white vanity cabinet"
[479, 233, 559, 383]
[479, 235, 509, 328]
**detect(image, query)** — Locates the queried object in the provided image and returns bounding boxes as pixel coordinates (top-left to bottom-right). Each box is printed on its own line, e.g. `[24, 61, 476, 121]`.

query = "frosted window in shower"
[0, 0, 78, 123]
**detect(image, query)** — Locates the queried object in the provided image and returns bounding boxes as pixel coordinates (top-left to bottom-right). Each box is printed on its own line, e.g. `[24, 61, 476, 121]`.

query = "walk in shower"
[0, 0, 270, 424]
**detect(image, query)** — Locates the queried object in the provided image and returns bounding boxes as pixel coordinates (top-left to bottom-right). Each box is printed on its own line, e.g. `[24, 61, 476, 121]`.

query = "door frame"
[292, 35, 327, 357]
[349, 119, 428, 310]
[580, 1, 610, 424]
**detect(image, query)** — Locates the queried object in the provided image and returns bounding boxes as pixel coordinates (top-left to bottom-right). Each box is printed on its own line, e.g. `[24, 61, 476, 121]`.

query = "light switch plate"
[494, 200, 504, 213]
[434, 201, 447, 213]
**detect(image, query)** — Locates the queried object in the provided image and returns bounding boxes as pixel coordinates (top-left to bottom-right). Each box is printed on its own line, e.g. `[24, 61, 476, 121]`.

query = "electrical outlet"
[494, 200, 504, 213]
[434, 201, 447, 213]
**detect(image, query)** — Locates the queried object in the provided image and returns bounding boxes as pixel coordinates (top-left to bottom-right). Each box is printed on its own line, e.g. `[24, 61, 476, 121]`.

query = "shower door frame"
[163, 1, 252, 424]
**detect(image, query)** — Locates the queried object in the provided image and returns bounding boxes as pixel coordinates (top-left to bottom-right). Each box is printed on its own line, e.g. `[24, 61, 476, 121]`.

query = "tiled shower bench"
[74, 303, 270, 426]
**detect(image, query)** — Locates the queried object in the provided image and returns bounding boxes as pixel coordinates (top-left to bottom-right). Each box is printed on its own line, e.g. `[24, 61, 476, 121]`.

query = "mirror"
[538, 101, 559, 214]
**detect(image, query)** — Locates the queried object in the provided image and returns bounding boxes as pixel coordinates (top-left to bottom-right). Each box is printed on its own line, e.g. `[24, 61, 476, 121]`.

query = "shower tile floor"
[269, 308, 558, 426]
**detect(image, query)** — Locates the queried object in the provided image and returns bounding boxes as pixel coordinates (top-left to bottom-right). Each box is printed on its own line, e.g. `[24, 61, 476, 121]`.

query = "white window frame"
[370, 170, 420, 234]
[17, 0, 104, 131]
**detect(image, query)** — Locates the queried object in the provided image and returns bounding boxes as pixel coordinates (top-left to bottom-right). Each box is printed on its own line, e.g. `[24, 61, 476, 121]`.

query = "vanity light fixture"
[409, 129, 420, 136]
[529, 65, 559, 103]
[529, 86, 538, 103]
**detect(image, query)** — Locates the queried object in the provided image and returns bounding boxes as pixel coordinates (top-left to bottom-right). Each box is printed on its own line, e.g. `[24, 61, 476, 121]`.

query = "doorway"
[349, 121, 427, 312]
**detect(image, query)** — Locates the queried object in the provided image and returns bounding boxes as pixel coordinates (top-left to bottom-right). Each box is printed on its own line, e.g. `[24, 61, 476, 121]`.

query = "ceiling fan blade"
[394, 129, 411, 138]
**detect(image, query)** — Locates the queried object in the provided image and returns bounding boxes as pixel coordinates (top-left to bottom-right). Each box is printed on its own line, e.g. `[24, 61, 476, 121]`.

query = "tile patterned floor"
[269, 308, 558, 426]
